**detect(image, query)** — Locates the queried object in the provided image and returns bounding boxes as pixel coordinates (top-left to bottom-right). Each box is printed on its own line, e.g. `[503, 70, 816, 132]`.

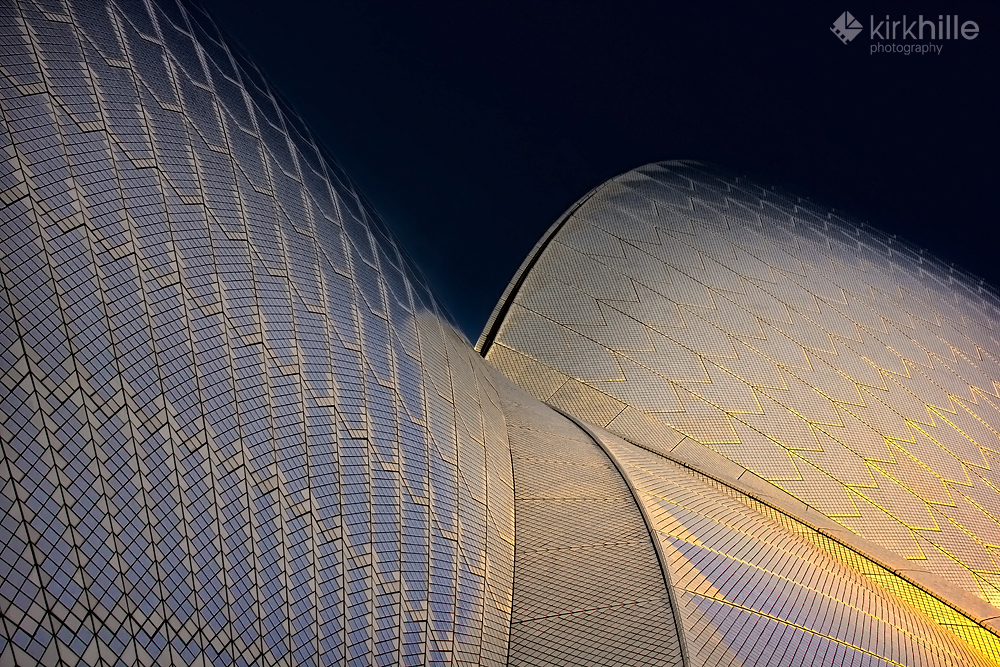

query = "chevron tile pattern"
[485, 161, 1000, 607]
[5, 0, 1000, 663]
[0, 0, 514, 664]
[589, 424, 996, 667]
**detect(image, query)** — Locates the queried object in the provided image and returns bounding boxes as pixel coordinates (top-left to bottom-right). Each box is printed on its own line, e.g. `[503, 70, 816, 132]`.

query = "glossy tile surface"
[589, 422, 996, 667]
[485, 161, 1000, 609]
[0, 1, 513, 663]
[494, 374, 682, 666]
[4, 0, 1000, 664]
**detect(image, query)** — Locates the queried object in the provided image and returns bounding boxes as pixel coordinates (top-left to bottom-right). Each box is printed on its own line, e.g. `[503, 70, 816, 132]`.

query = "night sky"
[197, 0, 999, 342]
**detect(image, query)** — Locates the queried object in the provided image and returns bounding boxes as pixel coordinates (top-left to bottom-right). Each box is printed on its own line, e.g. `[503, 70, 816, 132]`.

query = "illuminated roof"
[2, 0, 999, 662]
[482, 160, 1000, 615]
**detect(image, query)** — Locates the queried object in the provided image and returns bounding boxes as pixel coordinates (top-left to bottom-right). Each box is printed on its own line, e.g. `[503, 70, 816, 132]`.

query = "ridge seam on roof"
[550, 405, 693, 667]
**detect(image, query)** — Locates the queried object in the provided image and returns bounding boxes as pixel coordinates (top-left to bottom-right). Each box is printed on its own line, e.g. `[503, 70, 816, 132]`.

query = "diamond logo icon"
[831, 11, 863, 43]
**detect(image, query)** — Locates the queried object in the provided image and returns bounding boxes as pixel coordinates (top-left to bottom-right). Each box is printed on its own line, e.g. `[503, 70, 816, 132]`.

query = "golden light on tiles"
[481, 161, 1000, 611]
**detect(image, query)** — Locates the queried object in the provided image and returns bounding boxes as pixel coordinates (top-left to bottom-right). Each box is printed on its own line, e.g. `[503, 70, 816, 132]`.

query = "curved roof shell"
[482, 160, 1000, 620]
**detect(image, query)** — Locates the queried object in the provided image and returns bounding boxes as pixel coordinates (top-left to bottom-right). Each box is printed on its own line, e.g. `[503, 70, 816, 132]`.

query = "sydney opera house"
[1, 0, 999, 665]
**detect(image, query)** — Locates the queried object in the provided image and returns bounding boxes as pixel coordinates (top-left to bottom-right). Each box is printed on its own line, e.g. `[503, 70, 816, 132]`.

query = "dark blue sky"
[198, 0, 999, 341]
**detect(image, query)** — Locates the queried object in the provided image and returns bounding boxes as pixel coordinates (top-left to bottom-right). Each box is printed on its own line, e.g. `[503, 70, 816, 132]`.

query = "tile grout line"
[549, 404, 692, 667]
